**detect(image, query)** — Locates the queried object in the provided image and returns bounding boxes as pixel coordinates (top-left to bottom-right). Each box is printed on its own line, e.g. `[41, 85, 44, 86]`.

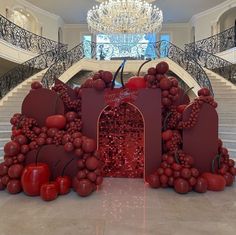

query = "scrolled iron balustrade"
[186, 26, 236, 55]
[185, 45, 236, 84]
[41, 41, 96, 88]
[0, 44, 67, 99]
[0, 14, 64, 54]
[41, 40, 213, 95]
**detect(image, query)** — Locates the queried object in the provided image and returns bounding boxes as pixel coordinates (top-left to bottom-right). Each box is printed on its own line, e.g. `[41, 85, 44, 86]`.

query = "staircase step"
[219, 132, 236, 140]
[0, 147, 4, 161]
[0, 123, 12, 131]
[219, 124, 236, 132]
[2, 102, 22, 107]
[0, 138, 10, 146]
[0, 131, 12, 139]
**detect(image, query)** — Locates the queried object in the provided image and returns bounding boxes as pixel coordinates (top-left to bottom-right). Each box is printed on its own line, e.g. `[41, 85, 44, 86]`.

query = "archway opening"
[98, 103, 145, 178]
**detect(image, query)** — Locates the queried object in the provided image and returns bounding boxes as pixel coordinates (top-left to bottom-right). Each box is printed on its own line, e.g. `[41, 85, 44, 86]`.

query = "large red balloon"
[4, 141, 20, 157]
[7, 179, 22, 194]
[174, 178, 189, 194]
[76, 179, 93, 197]
[45, 115, 66, 130]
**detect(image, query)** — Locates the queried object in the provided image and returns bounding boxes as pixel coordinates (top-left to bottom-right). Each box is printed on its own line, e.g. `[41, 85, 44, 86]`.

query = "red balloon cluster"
[73, 154, 103, 197]
[145, 62, 179, 107]
[82, 70, 113, 91]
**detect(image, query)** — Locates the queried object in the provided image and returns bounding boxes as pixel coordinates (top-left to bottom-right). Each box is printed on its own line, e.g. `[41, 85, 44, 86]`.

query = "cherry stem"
[61, 158, 75, 176]
[163, 111, 172, 131]
[211, 154, 221, 173]
[111, 59, 126, 89]
[35, 146, 43, 166]
[174, 150, 180, 164]
[137, 59, 151, 76]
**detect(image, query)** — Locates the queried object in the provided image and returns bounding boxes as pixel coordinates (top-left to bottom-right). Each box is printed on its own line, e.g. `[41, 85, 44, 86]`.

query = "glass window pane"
[83, 35, 92, 58]
[160, 34, 170, 58]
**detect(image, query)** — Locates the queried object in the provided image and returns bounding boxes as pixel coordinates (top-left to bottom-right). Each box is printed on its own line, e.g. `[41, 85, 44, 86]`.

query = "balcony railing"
[185, 26, 236, 55]
[42, 41, 213, 95]
[0, 14, 65, 54]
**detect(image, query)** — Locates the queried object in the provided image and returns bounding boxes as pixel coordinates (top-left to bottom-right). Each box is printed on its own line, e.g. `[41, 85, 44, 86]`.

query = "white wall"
[191, 0, 236, 41]
[63, 23, 190, 50]
[0, 0, 64, 42]
[216, 47, 236, 63]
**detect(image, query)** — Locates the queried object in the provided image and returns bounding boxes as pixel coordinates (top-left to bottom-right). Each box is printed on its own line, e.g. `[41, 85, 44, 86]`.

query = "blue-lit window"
[160, 34, 171, 58]
[96, 34, 157, 60]
[83, 35, 92, 58]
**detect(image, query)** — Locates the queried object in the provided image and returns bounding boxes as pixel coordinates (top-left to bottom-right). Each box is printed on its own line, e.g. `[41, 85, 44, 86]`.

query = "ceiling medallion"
[87, 0, 163, 34]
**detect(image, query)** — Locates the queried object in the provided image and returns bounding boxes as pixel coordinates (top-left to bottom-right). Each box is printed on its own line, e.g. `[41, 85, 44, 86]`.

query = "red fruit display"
[174, 178, 189, 194]
[202, 173, 226, 191]
[76, 179, 94, 197]
[45, 115, 66, 129]
[21, 163, 51, 196]
[4, 141, 20, 157]
[56, 176, 72, 195]
[40, 182, 58, 201]
[7, 179, 22, 194]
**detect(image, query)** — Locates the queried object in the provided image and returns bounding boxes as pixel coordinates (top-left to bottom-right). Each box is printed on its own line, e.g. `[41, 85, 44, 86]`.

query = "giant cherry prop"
[126, 59, 151, 89]
[21, 148, 50, 196]
[40, 181, 59, 201]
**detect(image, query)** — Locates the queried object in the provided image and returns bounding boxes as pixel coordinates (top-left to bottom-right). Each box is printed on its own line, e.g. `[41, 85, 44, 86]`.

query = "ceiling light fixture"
[87, 0, 163, 34]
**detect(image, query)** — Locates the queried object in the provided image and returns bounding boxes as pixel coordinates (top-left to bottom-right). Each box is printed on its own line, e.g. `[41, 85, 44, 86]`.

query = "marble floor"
[0, 178, 235, 235]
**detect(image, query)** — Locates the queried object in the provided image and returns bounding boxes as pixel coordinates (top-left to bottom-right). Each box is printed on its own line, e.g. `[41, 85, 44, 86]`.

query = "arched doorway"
[98, 103, 145, 178]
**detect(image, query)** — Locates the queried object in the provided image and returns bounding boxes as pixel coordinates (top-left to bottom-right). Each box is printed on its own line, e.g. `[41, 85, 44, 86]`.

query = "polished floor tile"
[0, 178, 235, 235]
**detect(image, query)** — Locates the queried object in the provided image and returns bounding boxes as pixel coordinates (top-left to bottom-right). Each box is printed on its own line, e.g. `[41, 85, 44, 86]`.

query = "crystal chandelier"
[87, 0, 163, 34]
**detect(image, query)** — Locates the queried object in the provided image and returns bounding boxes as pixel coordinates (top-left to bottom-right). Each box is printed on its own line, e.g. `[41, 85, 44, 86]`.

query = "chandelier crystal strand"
[87, 0, 163, 34]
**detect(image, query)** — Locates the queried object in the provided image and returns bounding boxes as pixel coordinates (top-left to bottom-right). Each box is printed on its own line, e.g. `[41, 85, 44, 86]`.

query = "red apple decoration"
[202, 173, 226, 191]
[21, 163, 50, 196]
[45, 115, 66, 130]
[40, 182, 58, 201]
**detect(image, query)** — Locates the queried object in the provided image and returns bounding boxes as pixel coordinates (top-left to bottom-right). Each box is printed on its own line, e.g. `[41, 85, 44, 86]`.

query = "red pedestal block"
[183, 103, 218, 173]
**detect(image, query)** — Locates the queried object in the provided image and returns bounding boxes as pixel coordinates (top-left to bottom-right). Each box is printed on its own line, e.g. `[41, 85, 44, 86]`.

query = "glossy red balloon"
[147, 174, 160, 188]
[8, 164, 24, 179]
[126, 76, 146, 89]
[76, 179, 93, 197]
[198, 88, 210, 97]
[101, 71, 113, 83]
[223, 172, 234, 186]
[156, 61, 169, 74]
[4, 141, 20, 157]
[40, 182, 58, 201]
[159, 78, 172, 90]
[82, 138, 97, 153]
[7, 179, 22, 194]
[202, 173, 226, 191]
[86, 157, 99, 171]
[93, 79, 106, 91]
[177, 105, 187, 114]
[0, 177, 6, 190]
[162, 130, 173, 141]
[0, 163, 8, 176]
[31, 81, 42, 90]
[45, 115, 66, 130]
[174, 178, 189, 194]
[194, 177, 208, 193]
[56, 176, 72, 195]
[14, 135, 28, 145]
[21, 163, 50, 196]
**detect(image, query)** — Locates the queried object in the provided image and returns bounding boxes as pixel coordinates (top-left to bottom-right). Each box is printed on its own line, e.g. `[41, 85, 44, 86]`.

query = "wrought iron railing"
[185, 26, 236, 54]
[0, 14, 64, 54]
[42, 40, 213, 95]
[0, 44, 67, 99]
[41, 41, 96, 88]
[185, 45, 236, 84]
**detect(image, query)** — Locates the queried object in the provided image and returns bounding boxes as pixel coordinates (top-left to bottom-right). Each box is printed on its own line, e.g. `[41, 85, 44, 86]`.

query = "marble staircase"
[0, 72, 45, 161]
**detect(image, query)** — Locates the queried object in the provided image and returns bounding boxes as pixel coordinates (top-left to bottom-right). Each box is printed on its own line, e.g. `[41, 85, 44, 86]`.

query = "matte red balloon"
[0, 163, 8, 176]
[86, 157, 99, 171]
[82, 138, 97, 153]
[174, 178, 189, 194]
[194, 177, 208, 193]
[4, 141, 20, 157]
[147, 174, 160, 188]
[76, 179, 93, 197]
[8, 164, 24, 179]
[45, 115, 66, 130]
[7, 179, 22, 194]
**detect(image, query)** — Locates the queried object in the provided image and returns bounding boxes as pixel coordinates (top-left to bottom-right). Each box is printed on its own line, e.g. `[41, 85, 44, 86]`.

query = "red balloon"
[194, 177, 208, 193]
[40, 182, 58, 201]
[101, 71, 113, 83]
[64, 142, 74, 152]
[65, 112, 78, 122]
[76, 179, 93, 197]
[181, 168, 191, 179]
[82, 138, 97, 153]
[72, 177, 80, 191]
[56, 176, 72, 195]
[95, 176, 103, 186]
[14, 135, 28, 145]
[147, 174, 160, 188]
[31, 81, 42, 90]
[73, 138, 82, 148]
[87, 172, 97, 182]
[223, 172, 234, 186]
[93, 79, 106, 91]
[21, 145, 30, 154]
[4, 141, 20, 157]
[7, 179, 22, 194]
[174, 178, 189, 194]
[0, 163, 8, 176]
[21, 163, 51, 196]
[162, 130, 173, 141]
[1, 175, 10, 186]
[198, 88, 210, 97]
[86, 157, 99, 171]
[202, 173, 226, 191]
[147, 67, 156, 75]
[177, 105, 187, 114]
[45, 115, 66, 130]
[8, 164, 24, 179]
[160, 78, 172, 90]
[0, 177, 6, 190]
[156, 61, 169, 74]
[126, 76, 146, 89]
